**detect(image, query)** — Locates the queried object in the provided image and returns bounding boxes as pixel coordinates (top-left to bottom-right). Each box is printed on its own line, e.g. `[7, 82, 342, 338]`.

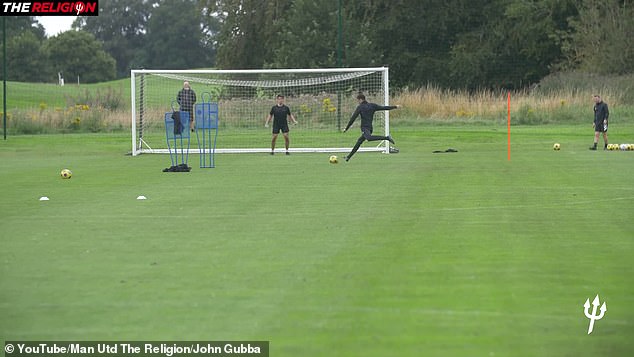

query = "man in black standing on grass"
[265, 94, 298, 155]
[589, 94, 609, 150]
[343, 93, 399, 161]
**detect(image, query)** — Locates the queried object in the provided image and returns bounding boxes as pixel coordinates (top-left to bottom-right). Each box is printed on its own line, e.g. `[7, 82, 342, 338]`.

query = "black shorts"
[595, 120, 608, 133]
[272, 122, 289, 134]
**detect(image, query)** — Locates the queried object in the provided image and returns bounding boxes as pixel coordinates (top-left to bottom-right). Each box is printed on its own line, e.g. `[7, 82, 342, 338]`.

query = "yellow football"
[60, 169, 72, 179]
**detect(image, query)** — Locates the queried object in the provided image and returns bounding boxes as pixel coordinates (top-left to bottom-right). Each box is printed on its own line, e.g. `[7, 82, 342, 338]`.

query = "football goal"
[130, 67, 391, 155]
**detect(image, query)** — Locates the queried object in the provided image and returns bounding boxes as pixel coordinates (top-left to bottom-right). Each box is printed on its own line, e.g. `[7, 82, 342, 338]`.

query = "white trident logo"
[583, 294, 607, 334]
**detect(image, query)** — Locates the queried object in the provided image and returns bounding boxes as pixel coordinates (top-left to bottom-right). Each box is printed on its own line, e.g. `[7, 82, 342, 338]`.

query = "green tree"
[191, 0, 627, 90]
[254, 0, 378, 69]
[142, 0, 214, 69]
[75, 0, 155, 77]
[0, 16, 47, 81]
[562, 0, 634, 74]
[373, 1, 467, 87]
[6, 31, 52, 82]
[450, 0, 578, 89]
[44, 31, 116, 83]
[268, 0, 339, 68]
[1, 16, 45, 41]
[202, 0, 291, 69]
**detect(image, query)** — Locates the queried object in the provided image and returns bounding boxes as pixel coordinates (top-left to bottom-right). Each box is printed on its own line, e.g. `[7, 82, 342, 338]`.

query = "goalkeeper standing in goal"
[265, 94, 298, 155]
[343, 94, 398, 161]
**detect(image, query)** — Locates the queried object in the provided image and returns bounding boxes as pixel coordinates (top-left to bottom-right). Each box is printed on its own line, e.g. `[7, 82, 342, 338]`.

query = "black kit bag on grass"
[162, 163, 191, 172]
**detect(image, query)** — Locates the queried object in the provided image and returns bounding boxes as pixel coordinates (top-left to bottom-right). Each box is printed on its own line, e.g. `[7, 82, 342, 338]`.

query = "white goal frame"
[130, 67, 390, 156]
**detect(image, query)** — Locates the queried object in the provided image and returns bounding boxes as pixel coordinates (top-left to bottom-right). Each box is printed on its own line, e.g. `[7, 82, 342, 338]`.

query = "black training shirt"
[270, 104, 292, 124]
[594, 101, 609, 124]
[345, 101, 397, 131]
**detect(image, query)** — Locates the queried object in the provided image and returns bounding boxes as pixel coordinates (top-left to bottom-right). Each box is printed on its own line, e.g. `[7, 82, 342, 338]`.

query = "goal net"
[130, 67, 390, 155]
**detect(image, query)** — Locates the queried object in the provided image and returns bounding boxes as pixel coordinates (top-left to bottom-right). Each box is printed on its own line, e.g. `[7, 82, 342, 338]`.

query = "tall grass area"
[1, 79, 129, 134]
[1, 72, 632, 134]
[391, 72, 634, 126]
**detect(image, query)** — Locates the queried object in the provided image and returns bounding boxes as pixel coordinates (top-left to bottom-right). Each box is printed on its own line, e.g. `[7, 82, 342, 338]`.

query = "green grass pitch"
[1, 124, 633, 356]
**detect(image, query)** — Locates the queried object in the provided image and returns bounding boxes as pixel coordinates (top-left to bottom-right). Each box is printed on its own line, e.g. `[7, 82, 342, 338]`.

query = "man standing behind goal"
[343, 93, 398, 161]
[177, 81, 197, 132]
[265, 94, 298, 155]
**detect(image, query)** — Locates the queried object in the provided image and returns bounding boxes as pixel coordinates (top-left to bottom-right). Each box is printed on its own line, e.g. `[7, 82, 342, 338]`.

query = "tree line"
[1, 0, 632, 89]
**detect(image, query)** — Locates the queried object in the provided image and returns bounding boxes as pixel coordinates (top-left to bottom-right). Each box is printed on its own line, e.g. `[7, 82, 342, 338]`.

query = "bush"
[5, 106, 124, 135]
[8, 111, 50, 134]
[64, 87, 124, 111]
[537, 72, 634, 104]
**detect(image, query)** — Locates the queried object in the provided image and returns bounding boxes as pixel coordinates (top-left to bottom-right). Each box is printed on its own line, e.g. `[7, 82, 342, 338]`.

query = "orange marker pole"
[507, 92, 511, 161]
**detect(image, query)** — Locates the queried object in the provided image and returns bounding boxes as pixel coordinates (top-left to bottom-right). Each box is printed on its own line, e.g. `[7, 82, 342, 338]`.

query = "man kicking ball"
[343, 93, 399, 161]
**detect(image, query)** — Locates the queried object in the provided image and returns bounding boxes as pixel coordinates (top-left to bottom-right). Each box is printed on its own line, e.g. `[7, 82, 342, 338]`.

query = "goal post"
[130, 67, 391, 156]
